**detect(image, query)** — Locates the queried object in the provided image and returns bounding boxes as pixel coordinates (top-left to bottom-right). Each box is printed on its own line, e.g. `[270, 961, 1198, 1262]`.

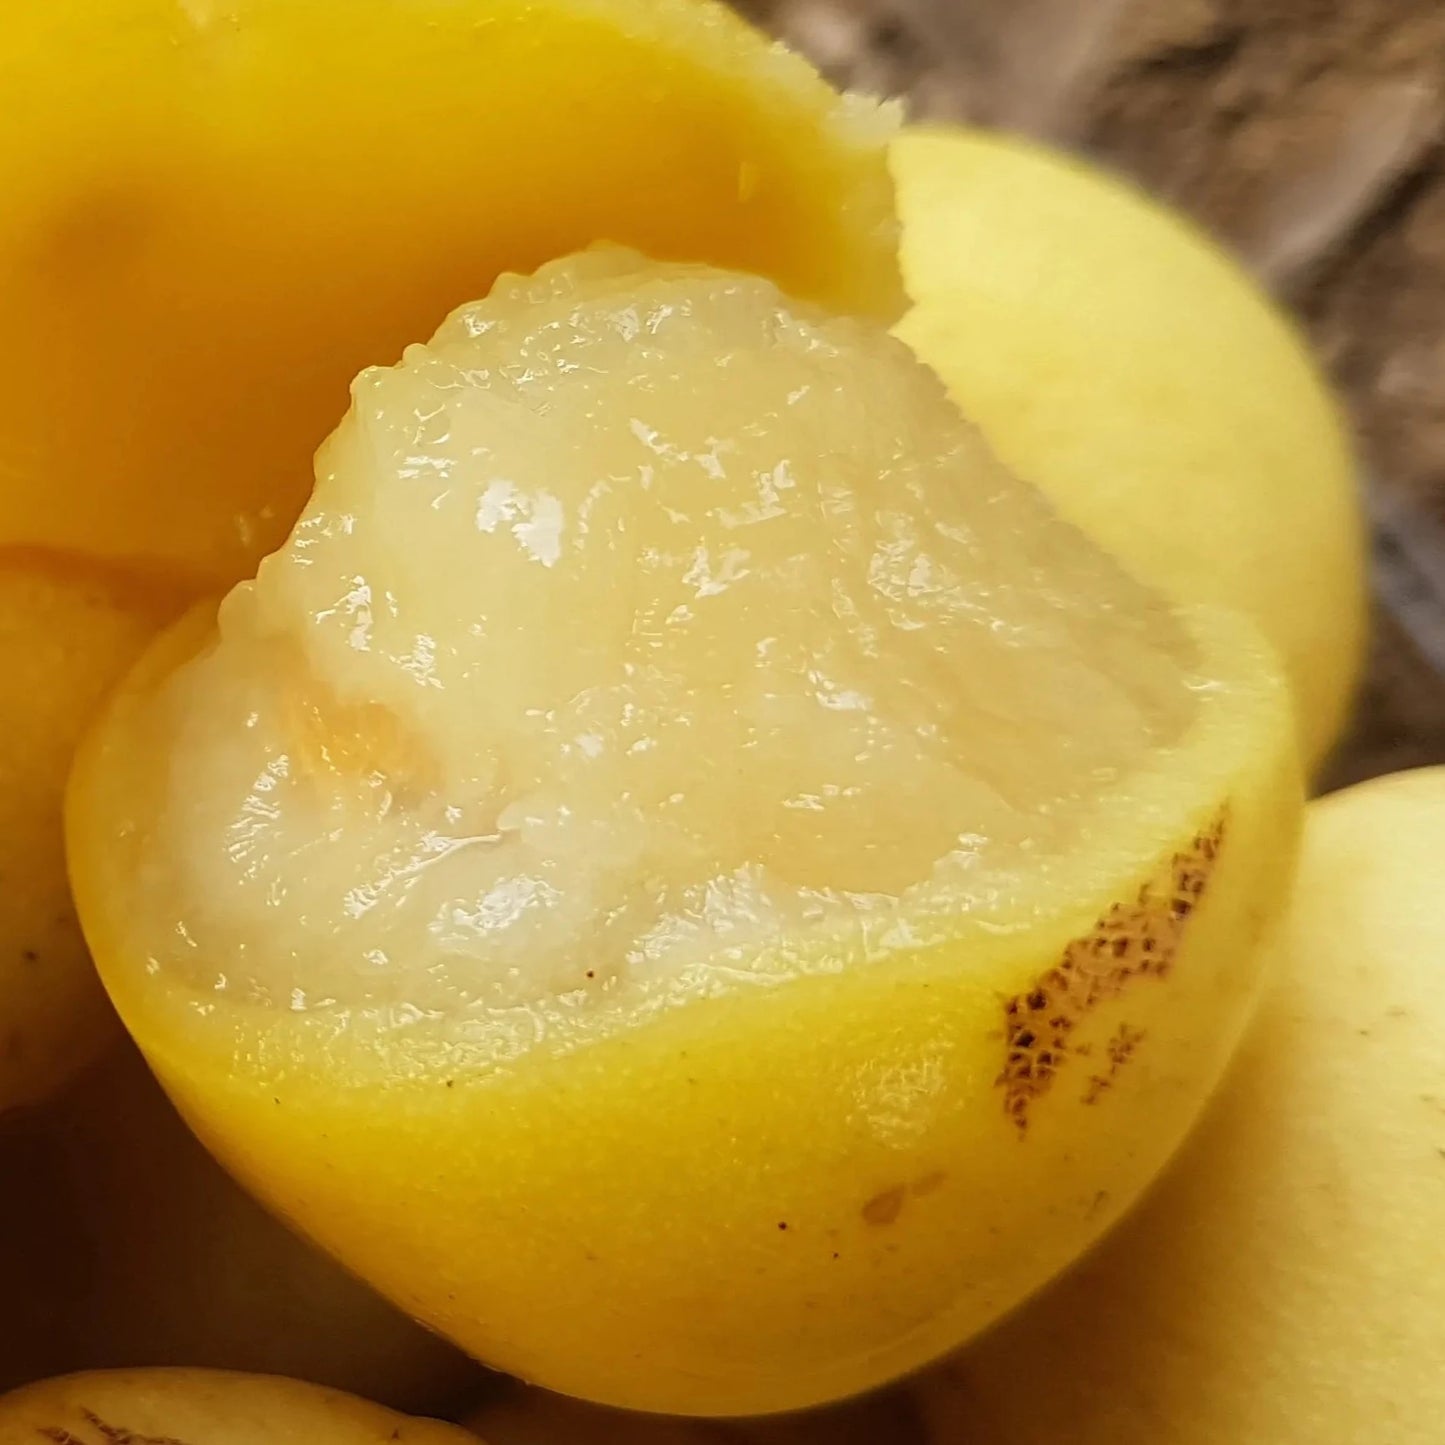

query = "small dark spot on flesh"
[777, 1221, 789, 1231]
[585, 970, 595, 979]
[861, 1186, 907, 1227]
[445, 1079, 454, 1089]
[911, 1170, 947, 1197]
[21, 949, 39, 964]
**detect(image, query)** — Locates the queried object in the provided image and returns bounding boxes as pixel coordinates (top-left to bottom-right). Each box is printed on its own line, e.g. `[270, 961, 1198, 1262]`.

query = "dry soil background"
[737, 0, 1445, 786]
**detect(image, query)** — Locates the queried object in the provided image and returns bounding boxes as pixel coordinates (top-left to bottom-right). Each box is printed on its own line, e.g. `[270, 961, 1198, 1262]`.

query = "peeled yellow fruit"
[892, 126, 1366, 770]
[0, 1369, 477, 1445]
[0, 0, 898, 590]
[0, 1042, 479, 1413]
[0, 553, 184, 1113]
[466, 1383, 919, 1444]
[70, 250, 1301, 1415]
[917, 766, 1445, 1444]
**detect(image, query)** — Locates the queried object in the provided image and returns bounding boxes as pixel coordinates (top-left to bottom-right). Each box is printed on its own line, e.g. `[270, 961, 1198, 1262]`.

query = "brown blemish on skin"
[911, 1169, 947, 1197]
[861, 1185, 907, 1227]
[997, 812, 1227, 1134]
[38, 1412, 188, 1445]
[33, 184, 157, 289]
[1083, 1024, 1147, 1105]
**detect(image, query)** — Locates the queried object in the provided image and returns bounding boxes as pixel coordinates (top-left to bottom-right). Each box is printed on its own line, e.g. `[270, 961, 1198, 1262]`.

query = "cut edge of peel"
[566, 0, 907, 156]
[543, 0, 908, 324]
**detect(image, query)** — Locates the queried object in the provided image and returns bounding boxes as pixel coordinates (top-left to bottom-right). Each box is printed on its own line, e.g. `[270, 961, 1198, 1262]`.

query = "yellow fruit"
[0, 1369, 477, 1445]
[0, 1041, 480, 1413]
[917, 767, 1445, 1444]
[0, 0, 886, 1130]
[466, 1383, 920, 1444]
[0, 0, 898, 590]
[0, 552, 184, 1113]
[892, 126, 1366, 770]
[70, 250, 1301, 1415]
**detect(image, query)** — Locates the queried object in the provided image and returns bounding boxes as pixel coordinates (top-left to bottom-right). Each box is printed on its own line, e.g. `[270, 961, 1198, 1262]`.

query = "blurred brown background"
[737, 0, 1445, 787]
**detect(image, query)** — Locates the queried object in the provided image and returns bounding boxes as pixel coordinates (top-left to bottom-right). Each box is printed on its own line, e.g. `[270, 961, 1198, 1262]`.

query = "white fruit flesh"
[93, 249, 1193, 1029]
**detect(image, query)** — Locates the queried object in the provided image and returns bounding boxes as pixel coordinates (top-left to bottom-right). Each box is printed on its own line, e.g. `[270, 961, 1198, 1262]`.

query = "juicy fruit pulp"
[0, 552, 182, 1113]
[917, 767, 1445, 1445]
[70, 253, 1302, 1415]
[891, 127, 1366, 771]
[0, 0, 899, 591]
[97, 249, 1193, 1019]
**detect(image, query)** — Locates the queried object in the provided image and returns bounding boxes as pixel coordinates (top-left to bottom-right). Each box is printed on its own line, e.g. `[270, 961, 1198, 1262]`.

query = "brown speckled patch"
[37, 1413, 187, 1445]
[997, 812, 1227, 1134]
[1082, 1022, 1148, 1106]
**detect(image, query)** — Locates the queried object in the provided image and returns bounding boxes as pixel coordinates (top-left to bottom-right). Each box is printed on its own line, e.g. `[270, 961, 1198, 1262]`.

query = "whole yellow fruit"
[0, 1369, 477, 1445]
[917, 766, 1445, 1444]
[70, 252, 1301, 1416]
[0, 553, 183, 1115]
[0, 1042, 480, 1413]
[892, 126, 1366, 771]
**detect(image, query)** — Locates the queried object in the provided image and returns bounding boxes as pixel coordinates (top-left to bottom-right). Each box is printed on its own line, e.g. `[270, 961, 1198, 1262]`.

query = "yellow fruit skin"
[0, 1042, 481, 1413]
[0, 553, 182, 1114]
[0, 1369, 476, 1445]
[69, 613, 1302, 1418]
[917, 767, 1445, 1445]
[892, 127, 1366, 772]
[0, 0, 898, 589]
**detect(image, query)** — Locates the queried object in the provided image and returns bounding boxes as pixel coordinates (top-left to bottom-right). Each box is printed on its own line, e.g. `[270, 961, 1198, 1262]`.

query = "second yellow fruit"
[918, 767, 1445, 1444]
[893, 127, 1365, 770]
